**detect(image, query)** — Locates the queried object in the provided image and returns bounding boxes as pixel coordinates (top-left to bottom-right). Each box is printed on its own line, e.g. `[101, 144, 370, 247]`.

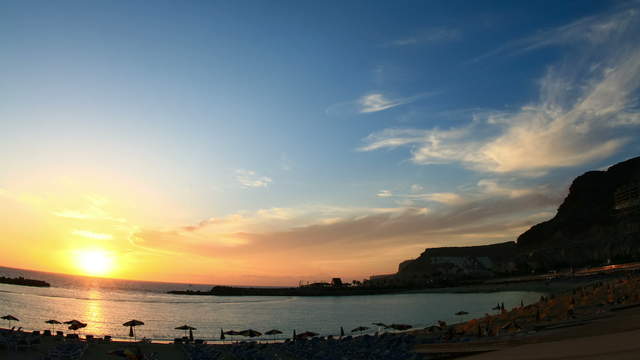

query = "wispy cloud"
[410, 184, 424, 193]
[360, 6, 640, 176]
[359, 94, 405, 113]
[376, 190, 393, 198]
[411, 192, 464, 205]
[468, 4, 638, 63]
[384, 27, 460, 47]
[326, 92, 436, 117]
[236, 169, 272, 188]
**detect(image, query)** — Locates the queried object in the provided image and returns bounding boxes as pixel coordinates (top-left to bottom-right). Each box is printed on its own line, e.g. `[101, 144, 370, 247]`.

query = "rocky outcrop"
[396, 242, 517, 281]
[375, 156, 640, 285]
[516, 156, 640, 271]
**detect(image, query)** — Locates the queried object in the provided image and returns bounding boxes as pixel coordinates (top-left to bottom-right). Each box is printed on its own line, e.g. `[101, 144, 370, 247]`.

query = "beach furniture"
[103, 335, 112, 342]
[85, 334, 94, 342]
[56, 331, 64, 337]
[173, 338, 183, 344]
[43, 330, 52, 336]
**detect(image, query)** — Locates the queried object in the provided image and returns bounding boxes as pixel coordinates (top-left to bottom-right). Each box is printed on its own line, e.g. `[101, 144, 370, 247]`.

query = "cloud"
[468, 4, 639, 64]
[384, 27, 460, 47]
[326, 92, 436, 117]
[476, 179, 540, 198]
[133, 188, 562, 281]
[359, 94, 406, 113]
[376, 190, 393, 198]
[411, 192, 464, 205]
[235, 169, 272, 188]
[360, 7, 640, 176]
[410, 184, 424, 193]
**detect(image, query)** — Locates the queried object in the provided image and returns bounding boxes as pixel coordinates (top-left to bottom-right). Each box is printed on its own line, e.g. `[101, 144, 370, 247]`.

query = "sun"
[75, 249, 113, 277]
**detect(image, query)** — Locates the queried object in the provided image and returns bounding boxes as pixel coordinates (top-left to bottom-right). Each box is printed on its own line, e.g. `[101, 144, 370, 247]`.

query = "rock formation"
[372, 156, 640, 285]
[516, 156, 640, 271]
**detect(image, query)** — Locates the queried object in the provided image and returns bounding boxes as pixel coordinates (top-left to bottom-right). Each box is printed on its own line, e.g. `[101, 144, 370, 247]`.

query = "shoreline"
[3, 271, 640, 359]
[167, 273, 608, 297]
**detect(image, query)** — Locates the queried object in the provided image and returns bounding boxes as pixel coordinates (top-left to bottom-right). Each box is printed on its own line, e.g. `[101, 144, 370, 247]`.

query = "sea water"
[0, 267, 545, 341]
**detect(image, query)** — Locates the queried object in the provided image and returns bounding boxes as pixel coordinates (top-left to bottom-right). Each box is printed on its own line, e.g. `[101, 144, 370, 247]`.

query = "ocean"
[0, 266, 545, 342]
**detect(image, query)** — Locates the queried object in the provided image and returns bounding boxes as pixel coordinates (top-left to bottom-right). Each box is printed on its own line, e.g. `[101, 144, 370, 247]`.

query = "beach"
[3, 272, 640, 359]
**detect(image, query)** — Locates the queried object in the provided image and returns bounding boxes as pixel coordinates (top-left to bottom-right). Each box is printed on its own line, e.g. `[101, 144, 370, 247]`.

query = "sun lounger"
[103, 335, 112, 342]
[43, 330, 52, 336]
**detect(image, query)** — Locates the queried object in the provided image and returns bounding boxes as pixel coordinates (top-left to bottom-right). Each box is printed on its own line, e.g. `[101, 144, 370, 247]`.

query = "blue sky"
[1, 1, 640, 284]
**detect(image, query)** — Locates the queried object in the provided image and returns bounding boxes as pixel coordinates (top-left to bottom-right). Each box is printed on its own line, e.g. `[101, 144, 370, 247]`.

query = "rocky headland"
[370, 156, 640, 287]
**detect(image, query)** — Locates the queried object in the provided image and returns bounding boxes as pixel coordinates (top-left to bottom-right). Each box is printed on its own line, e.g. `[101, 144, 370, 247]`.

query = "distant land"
[0, 276, 50, 287]
[170, 156, 640, 296]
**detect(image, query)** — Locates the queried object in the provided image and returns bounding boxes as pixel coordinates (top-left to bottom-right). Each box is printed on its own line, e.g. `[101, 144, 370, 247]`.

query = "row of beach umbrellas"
[3, 314, 415, 341]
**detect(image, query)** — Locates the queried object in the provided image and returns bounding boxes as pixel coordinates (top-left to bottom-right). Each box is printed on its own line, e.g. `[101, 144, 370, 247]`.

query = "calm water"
[0, 267, 545, 341]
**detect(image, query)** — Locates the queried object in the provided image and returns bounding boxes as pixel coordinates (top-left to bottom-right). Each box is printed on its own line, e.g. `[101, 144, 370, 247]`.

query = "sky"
[1, 0, 640, 285]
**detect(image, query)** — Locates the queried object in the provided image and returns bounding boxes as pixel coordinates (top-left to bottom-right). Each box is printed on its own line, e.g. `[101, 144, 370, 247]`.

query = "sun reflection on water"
[82, 289, 105, 335]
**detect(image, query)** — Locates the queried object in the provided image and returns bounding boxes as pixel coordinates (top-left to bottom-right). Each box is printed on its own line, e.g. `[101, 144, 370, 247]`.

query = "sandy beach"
[3, 273, 640, 359]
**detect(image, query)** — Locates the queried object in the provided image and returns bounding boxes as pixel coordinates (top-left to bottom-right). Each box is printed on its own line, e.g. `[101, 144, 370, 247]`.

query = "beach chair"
[43, 330, 52, 336]
[56, 331, 64, 337]
[174, 338, 183, 344]
[103, 335, 112, 342]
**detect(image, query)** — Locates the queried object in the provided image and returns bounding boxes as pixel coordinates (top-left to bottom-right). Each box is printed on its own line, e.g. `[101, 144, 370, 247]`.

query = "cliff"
[516, 156, 640, 270]
[379, 156, 640, 285]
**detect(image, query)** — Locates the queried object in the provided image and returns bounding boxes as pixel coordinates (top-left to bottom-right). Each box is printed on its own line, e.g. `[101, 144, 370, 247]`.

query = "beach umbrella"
[68, 321, 87, 335]
[2, 315, 19, 329]
[64, 319, 83, 326]
[189, 328, 194, 341]
[351, 326, 368, 335]
[265, 329, 282, 342]
[123, 320, 144, 341]
[292, 329, 296, 341]
[175, 325, 196, 338]
[220, 328, 225, 342]
[340, 326, 344, 338]
[296, 331, 318, 340]
[45, 319, 61, 332]
[223, 330, 240, 336]
[389, 324, 412, 331]
[239, 329, 262, 338]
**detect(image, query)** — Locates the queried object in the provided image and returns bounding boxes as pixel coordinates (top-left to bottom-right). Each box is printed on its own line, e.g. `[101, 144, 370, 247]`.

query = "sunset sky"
[1, 1, 640, 285]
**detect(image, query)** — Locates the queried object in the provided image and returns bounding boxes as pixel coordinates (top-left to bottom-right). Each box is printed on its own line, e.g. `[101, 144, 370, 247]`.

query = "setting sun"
[74, 249, 114, 277]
